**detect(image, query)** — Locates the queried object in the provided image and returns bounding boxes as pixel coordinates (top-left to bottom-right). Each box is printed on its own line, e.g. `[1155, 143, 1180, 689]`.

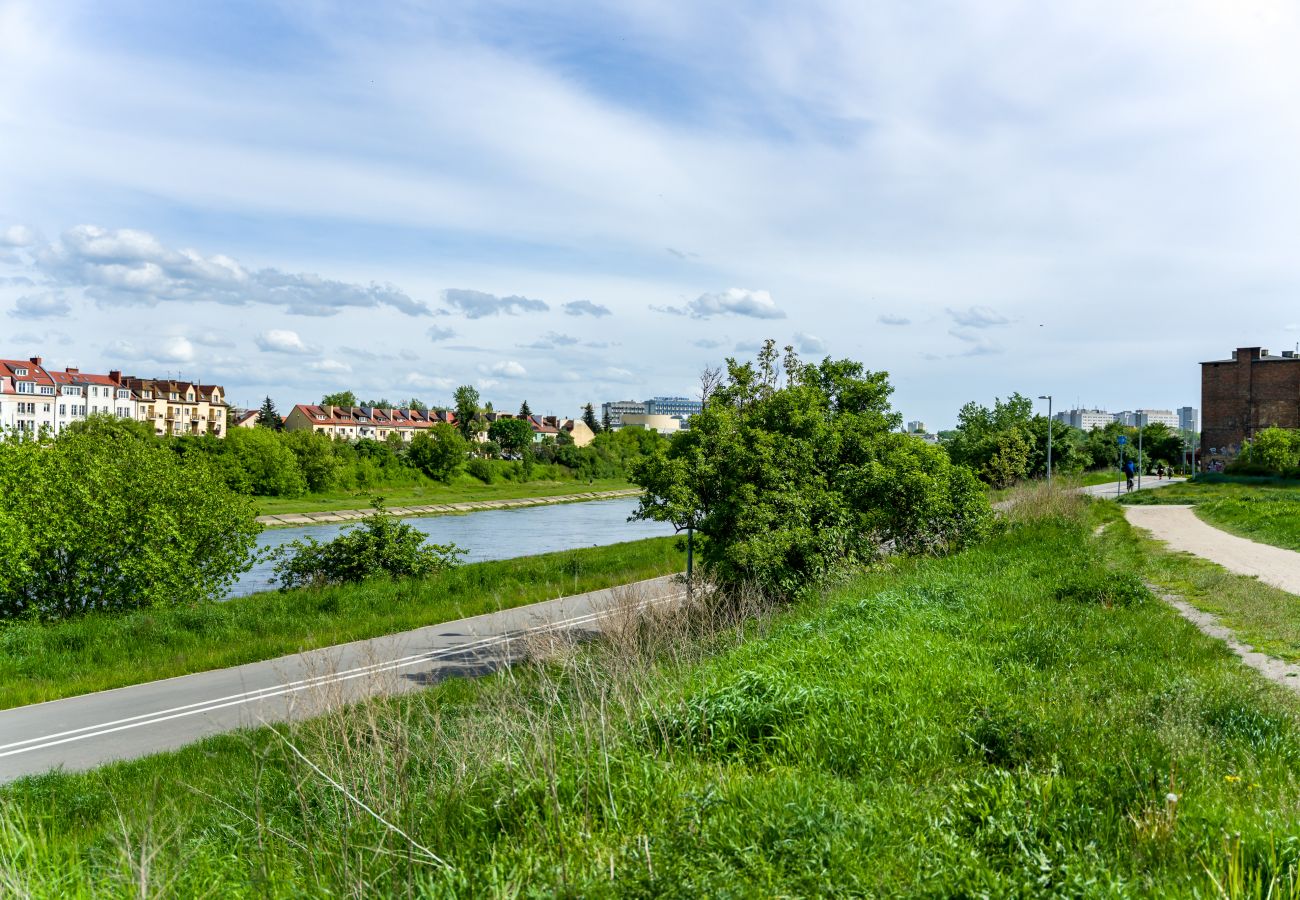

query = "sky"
[3, 0, 1299, 426]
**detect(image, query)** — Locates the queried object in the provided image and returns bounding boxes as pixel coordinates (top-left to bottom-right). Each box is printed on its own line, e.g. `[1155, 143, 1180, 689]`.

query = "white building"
[1114, 409, 1180, 428]
[601, 399, 649, 428]
[48, 367, 138, 434]
[1053, 408, 1114, 431]
[0, 357, 59, 434]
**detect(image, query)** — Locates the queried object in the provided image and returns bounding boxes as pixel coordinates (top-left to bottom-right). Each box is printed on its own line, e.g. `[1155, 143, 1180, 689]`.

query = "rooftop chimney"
[109, 370, 122, 382]
[65, 366, 79, 374]
[28, 356, 41, 367]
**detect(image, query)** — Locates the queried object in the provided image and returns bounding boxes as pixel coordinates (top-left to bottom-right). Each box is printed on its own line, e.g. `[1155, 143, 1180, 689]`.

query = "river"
[231, 497, 676, 598]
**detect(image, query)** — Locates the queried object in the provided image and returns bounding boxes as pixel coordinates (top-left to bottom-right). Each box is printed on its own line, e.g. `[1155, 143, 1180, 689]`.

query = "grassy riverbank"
[8, 493, 1300, 895]
[1122, 478, 1300, 553]
[0, 537, 683, 710]
[255, 475, 636, 517]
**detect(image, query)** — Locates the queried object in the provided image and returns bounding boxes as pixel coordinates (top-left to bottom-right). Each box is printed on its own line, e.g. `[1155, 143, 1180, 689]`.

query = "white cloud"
[309, 359, 352, 374]
[1, 225, 35, 248]
[22, 225, 430, 316]
[794, 332, 827, 353]
[658, 288, 785, 319]
[256, 329, 314, 354]
[9, 292, 70, 319]
[562, 299, 612, 317]
[108, 335, 196, 364]
[878, 314, 911, 326]
[402, 372, 456, 390]
[481, 360, 527, 378]
[518, 331, 580, 350]
[947, 306, 1011, 329]
[442, 288, 548, 318]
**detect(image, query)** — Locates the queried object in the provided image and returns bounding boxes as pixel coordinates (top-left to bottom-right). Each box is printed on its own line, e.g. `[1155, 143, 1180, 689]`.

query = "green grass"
[1120, 478, 1300, 553]
[7, 499, 1300, 895]
[255, 475, 636, 516]
[0, 537, 683, 710]
[986, 469, 1124, 504]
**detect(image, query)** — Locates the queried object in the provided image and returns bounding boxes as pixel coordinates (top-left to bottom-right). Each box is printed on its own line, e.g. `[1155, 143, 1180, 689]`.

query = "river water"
[231, 497, 676, 598]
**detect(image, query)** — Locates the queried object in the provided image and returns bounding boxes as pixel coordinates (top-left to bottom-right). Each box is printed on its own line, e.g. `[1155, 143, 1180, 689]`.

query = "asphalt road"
[0, 574, 683, 784]
[1079, 475, 1186, 499]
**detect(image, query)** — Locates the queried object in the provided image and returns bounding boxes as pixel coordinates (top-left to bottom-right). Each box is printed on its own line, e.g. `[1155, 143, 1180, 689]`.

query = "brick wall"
[1201, 347, 1300, 456]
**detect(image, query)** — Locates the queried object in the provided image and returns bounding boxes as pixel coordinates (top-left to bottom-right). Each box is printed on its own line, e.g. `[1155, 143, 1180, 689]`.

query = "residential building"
[1114, 409, 1180, 429]
[620, 413, 681, 435]
[906, 420, 926, 433]
[563, 417, 595, 447]
[284, 404, 451, 441]
[601, 400, 648, 428]
[233, 409, 259, 429]
[117, 375, 227, 438]
[1178, 406, 1199, 434]
[646, 396, 702, 420]
[49, 367, 137, 434]
[0, 357, 58, 434]
[1053, 408, 1114, 431]
[1202, 346, 1300, 459]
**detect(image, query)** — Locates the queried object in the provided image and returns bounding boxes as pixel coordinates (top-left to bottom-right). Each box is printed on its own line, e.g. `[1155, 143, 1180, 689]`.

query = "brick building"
[1201, 346, 1300, 459]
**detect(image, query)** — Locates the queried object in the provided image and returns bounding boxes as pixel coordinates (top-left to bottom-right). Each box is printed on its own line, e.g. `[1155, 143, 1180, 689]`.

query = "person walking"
[1156, 463, 1165, 480]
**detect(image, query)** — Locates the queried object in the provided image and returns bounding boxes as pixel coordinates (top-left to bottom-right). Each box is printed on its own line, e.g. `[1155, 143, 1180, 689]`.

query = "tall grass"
[7, 498, 1300, 895]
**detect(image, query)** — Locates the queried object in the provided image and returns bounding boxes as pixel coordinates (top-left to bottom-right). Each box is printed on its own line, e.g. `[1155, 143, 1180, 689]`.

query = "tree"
[361, 398, 393, 410]
[0, 428, 259, 620]
[633, 345, 990, 597]
[280, 429, 343, 493]
[224, 427, 308, 496]
[64, 412, 157, 442]
[1236, 427, 1300, 474]
[582, 402, 602, 434]
[454, 385, 480, 439]
[405, 398, 428, 412]
[602, 409, 612, 432]
[256, 396, 282, 431]
[321, 390, 358, 409]
[489, 417, 534, 458]
[408, 424, 468, 482]
[519, 400, 532, 417]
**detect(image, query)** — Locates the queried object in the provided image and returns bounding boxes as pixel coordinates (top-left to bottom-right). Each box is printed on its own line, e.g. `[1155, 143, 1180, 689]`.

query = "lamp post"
[1038, 395, 1053, 487]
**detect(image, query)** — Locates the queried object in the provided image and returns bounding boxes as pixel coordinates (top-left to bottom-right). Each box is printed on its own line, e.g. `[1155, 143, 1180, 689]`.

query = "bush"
[408, 424, 468, 483]
[271, 501, 464, 589]
[1054, 568, 1151, 607]
[0, 428, 259, 620]
[466, 457, 496, 484]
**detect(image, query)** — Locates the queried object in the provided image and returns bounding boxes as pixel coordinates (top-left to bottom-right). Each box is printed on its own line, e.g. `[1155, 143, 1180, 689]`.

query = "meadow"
[5, 490, 1300, 896]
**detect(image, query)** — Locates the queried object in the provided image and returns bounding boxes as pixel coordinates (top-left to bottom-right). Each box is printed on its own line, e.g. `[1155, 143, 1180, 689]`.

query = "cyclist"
[1125, 458, 1136, 491]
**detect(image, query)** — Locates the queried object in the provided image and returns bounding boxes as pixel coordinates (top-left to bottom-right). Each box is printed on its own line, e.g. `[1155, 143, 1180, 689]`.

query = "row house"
[115, 375, 227, 438]
[284, 405, 456, 441]
[477, 412, 594, 447]
[0, 357, 141, 435]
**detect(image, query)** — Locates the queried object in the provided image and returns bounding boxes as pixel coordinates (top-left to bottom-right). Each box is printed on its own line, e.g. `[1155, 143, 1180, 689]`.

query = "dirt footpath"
[1123, 504, 1300, 596]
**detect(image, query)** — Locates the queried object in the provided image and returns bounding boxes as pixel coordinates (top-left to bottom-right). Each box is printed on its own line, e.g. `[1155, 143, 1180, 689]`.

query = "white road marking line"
[0, 590, 685, 759]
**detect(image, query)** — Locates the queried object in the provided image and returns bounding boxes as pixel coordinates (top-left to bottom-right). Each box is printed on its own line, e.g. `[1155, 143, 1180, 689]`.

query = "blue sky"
[3, 0, 1300, 425]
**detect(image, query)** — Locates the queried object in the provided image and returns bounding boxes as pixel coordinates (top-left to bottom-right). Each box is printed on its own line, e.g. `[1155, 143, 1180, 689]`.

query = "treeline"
[942, 393, 1189, 488]
[173, 419, 662, 498]
[1230, 427, 1300, 477]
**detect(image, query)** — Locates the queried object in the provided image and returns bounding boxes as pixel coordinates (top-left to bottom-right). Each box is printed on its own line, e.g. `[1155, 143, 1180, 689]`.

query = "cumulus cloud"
[794, 332, 827, 353]
[562, 299, 611, 317]
[403, 372, 455, 390]
[481, 360, 527, 378]
[878, 314, 911, 326]
[427, 325, 457, 341]
[108, 335, 196, 364]
[9, 292, 71, 319]
[256, 329, 315, 354]
[947, 306, 1010, 328]
[309, 359, 352, 374]
[442, 288, 548, 318]
[658, 288, 785, 320]
[518, 331, 580, 350]
[23, 225, 430, 316]
[1, 225, 35, 248]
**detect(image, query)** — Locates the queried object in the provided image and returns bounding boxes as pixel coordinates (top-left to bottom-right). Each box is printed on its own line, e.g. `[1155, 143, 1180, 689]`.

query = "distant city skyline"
[4, 2, 1299, 427]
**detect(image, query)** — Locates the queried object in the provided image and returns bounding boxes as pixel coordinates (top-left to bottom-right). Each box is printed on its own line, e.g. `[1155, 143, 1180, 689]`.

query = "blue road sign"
[1117, 436, 1128, 445]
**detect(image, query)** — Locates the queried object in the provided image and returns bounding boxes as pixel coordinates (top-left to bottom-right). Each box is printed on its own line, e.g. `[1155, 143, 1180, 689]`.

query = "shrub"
[466, 457, 496, 484]
[1054, 568, 1151, 607]
[408, 424, 468, 483]
[271, 501, 464, 589]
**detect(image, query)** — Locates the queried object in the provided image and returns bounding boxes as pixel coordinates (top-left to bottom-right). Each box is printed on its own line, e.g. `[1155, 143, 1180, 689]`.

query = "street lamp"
[1038, 395, 1053, 487]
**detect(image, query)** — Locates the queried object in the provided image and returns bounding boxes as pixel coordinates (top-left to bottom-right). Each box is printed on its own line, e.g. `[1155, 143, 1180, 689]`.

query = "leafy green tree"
[454, 385, 480, 439]
[280, 429, 343, 493]
[272, 500, 463, 589]
[0, 428, 258, 620]
[633, 346, 989, 597]
[519, 400, 532, 417]
[1136, 422, 1183, 470]
[945, 393, 1085, 486]
[224, 427, 307, 496]
[408, 424, 468, 482]
[256, 396, 282, 430]
[489, 417, 534, 457]
[361, 398, 393, 410]
[321, 391, 358, 409]
[1235, 427, 1300, 474]
[405, 398, 428, 412]
[64, 412, 157, 442]
[582, 402, 602, 434]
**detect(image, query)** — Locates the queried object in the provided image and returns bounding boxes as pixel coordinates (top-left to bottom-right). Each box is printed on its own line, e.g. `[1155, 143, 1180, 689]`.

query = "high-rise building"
[646, 396, 702, 419]
[1053, 408, 1113, 431]
[906, 420, 926, 433]
[1114, 409, 1179, 428]
[1178, 406, 1199, 433]
[601, 400, 649, 428]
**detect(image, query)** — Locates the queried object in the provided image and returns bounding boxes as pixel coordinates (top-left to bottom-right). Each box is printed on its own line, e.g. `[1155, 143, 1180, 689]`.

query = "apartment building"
[0, 357, 58, 433]
[284, 405, 455, 441]
[1114, 409, 1180, 428]
[1052, 408, 1114, 431]
[117, 375, 227, 438]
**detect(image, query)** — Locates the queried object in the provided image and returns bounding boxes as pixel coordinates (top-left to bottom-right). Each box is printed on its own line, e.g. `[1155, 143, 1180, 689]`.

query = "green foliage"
[404, 397, 428, 412]
[223, 427, 308, 496]
[1235, 427, 1300, 476]
[518, 400, 532, 417]
[271, 501, 464, 589]
[582, 401, 601, 433]
[62, 412, 157, 442]
[407, 423, 468, 482]
[0, 428, 258, 620]
[945, 393, 1087, 486]
[465, 457, 496, 483]
[634, 341, 991, 595]
[454, 385, 480, 439]
[256, 395, 281, 430]
[488, 416, 533, 455]
[279, 428, 344, 492]
[320, 390, 358, 409]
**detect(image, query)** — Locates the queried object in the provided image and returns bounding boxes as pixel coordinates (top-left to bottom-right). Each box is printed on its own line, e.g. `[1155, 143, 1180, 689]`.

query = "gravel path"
[1123, 504, 1300, 596]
